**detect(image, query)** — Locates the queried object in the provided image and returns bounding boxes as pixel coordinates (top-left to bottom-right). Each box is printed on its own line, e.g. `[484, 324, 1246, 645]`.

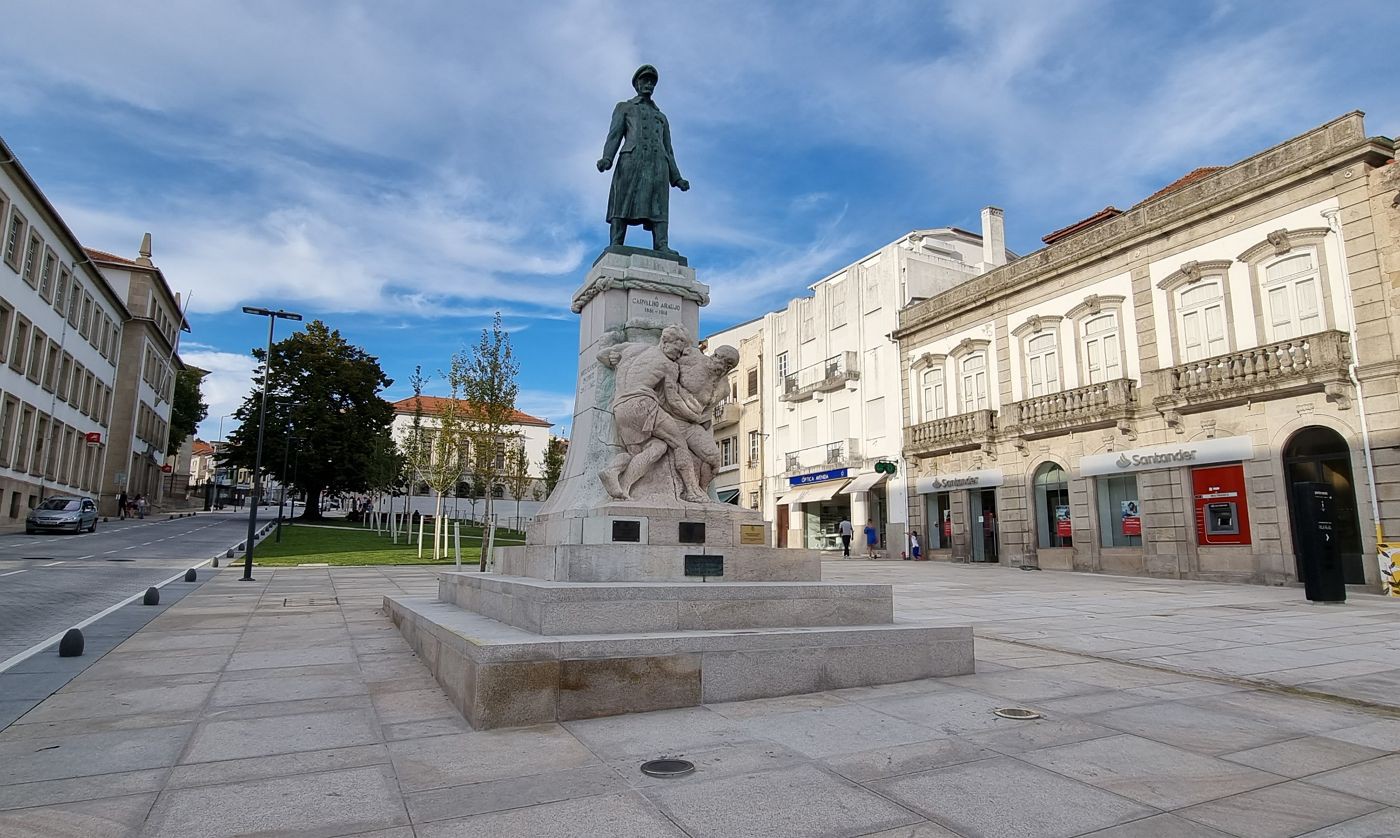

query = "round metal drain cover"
[640, 759, 695, 778]
[993, 707, 1042, 720]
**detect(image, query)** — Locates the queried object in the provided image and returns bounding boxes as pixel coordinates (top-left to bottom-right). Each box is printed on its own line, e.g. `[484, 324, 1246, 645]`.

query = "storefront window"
[928, 492, 952, 549]
[1034, 462, 1072, 548]
[1096, 474, 1141, 548]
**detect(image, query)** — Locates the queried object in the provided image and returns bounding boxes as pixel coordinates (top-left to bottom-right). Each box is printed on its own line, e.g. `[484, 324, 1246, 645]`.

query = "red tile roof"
[1041, 206, 1122, 245]
[1037, 166, 1228, 249]
[391, 396, 552, 427]
[1133, 166, 1225, 208]
[84, 247, 143, 267]
[192, 440, 215, 456]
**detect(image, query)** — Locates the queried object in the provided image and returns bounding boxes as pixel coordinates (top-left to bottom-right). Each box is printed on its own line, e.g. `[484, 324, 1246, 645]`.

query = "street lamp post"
[240, 306, 303, 581]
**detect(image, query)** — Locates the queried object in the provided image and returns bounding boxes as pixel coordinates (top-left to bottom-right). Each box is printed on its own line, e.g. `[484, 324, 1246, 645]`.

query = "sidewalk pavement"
[0, 562, 1394, 837]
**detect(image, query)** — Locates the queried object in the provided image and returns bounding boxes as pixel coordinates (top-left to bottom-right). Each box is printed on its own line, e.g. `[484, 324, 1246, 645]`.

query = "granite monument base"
[384, 573, 973, 730]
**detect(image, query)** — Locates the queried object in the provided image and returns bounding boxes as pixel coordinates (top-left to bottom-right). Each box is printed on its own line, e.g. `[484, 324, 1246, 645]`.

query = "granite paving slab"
[1175, 780, 1382, 837]
[644, 763, 923, 838]
[1018, 734, 1284, 809]
[870, 755, 1155, 838]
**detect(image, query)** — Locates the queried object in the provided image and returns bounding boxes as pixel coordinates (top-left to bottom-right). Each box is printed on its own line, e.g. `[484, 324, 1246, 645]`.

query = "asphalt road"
[0, 509, 273, 665]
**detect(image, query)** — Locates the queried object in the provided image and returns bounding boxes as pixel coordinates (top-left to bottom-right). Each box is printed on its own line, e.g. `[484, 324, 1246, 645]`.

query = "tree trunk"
[433, 494, 444, 560]
[479, 493, 493, 571]
[302, 486, 324, 520]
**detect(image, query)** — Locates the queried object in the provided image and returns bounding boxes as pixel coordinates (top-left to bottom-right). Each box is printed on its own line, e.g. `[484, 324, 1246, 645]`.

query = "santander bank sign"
[1081, 436, 1254, 477]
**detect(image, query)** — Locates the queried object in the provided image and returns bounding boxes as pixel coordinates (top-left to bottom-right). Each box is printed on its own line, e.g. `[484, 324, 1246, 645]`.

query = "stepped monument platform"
[384, 249, 974, 729]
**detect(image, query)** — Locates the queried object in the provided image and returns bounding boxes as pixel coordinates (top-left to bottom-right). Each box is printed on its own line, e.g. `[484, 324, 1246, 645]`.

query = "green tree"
[420, 355, 471, 560]
[452, 312, 519, 569]
[221, 320, 395, 521]
[540, 436, 566, 499]
[167, 367, 210, 455]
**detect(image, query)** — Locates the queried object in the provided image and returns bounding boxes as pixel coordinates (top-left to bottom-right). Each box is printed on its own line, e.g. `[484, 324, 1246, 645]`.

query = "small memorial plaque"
[678, 522, 706, 544]
[684, 554, 724, 577]
[612, 520, 641, 543]
[739, 524, 765, 545]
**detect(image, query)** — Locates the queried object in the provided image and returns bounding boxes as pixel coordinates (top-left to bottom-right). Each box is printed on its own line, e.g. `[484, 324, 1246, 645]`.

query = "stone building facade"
[895, 112, 1399, 591]
[0, 137, 127, 529]
[89, 240, 188, 515]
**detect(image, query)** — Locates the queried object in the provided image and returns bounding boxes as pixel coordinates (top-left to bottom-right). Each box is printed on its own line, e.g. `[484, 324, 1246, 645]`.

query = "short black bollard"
[225, 548, 234, 559]
[184, 568, 197, 582]
[142, 587, 160, 606]
[212, 556, 220, 567]
[58, 628, 84, 657]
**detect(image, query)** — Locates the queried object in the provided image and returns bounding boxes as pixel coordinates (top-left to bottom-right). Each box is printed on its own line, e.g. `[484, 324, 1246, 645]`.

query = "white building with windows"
[700, 316, 763, 507]
[0, 136, 127, 529]
[897, 112, 1400, 592]
[758, 215, 1014, 553]
[389, 396, 553, 502]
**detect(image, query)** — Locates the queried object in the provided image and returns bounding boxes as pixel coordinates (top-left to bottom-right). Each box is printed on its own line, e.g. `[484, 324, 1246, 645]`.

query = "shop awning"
[716, 488, 740, 504]
[777, 480, 850, 505]
[841, 471, 888, 494]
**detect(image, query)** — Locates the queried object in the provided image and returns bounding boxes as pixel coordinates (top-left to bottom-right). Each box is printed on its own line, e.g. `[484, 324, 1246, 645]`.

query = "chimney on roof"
[980, 207, 1006, 270]
[136, 232, 153, 267]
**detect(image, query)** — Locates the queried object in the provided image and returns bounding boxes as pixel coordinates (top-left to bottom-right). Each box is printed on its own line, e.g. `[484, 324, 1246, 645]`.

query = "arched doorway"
[1284, 427, 1365, 585]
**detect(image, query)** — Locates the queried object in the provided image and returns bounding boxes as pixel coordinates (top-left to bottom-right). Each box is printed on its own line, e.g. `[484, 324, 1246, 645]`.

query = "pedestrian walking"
[136, 495, 147, 519]
[909, 530, 921, 561]
[864, 520, 879, 560]
[117, 491, 128, 520]
[838, 516, 853, 558]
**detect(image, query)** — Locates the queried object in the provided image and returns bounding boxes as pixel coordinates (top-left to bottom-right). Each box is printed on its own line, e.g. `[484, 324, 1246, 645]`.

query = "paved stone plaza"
[0, 561, 1396, 837]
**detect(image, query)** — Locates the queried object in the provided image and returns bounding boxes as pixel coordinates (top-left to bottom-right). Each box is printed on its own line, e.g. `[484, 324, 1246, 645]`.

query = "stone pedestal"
[385, 249, 974, 729]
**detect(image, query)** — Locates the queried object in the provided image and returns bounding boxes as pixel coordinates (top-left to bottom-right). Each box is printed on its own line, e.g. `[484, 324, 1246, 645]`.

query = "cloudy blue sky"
[2, 1, 1396, 440]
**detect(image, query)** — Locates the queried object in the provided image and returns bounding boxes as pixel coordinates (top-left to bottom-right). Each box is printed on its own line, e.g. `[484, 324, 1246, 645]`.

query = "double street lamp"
[241, 306, 303, 582]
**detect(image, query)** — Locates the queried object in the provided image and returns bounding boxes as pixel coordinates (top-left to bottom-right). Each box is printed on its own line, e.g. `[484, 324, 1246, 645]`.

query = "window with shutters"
[1176, 280, 1228, 362]
[747, 430, 760, 463]
[1262, 251, 1324, 340]
[22, 231, 41, 287]
[1081, 313, 1122, 384]
[2, 209, 24, 272]
[960, 353, 988, 413]
[1025, 332, 1060, 397]
[745, 367, 758, 397]
[920, 367, 946, 421]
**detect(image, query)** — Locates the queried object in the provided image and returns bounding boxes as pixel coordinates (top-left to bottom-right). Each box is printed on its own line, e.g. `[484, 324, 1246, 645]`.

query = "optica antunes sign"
[1081, 436, 1253, 477]
[789, 468, 848, 486]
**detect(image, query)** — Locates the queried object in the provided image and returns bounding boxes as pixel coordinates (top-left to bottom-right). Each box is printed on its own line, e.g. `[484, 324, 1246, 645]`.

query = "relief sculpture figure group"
[598, 325, 738, 504]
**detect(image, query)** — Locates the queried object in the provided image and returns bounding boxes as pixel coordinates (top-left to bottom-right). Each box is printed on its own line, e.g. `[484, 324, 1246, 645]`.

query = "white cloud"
[183, 349, 257, 441]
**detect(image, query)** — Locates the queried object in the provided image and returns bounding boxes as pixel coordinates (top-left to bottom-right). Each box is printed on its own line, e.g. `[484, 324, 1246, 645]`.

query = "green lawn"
[251, 521, 524, 567]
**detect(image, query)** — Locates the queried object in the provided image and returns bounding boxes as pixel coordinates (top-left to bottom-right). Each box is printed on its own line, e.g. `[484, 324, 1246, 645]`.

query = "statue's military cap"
[632, 64, 659, 86]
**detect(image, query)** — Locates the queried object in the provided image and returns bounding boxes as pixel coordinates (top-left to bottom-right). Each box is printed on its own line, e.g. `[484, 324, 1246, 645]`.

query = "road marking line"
[77, 555, 95, 560]
[0, 557, 215, 674]
[1, 569, 26, 576]
[42, 561, 64, 567]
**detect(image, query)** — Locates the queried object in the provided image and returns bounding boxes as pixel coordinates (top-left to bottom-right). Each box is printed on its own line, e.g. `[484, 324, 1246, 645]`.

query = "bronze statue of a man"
[597, 64, 689, 256]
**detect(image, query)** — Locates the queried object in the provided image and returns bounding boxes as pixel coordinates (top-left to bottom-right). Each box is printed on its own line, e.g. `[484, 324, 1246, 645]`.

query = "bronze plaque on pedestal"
[739, 524, 765, 545]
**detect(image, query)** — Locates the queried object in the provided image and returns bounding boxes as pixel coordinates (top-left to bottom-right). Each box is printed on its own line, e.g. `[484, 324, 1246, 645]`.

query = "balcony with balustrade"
[1003, 378, 1138, 440]
[712, 399, 740, 429]
[1146, 330, 1352, 418]
[903, 409, 996, 458]
[780, 352, 860, 402]
[782, 438, 860, 477]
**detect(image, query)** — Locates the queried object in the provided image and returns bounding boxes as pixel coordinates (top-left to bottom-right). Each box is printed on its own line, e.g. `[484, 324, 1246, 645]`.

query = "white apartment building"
[0, 137, 127, 528]
[761, 217, 1014, 552]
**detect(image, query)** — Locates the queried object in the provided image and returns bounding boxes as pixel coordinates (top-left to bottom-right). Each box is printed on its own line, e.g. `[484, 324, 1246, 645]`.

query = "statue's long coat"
[601, 96, 682, 225]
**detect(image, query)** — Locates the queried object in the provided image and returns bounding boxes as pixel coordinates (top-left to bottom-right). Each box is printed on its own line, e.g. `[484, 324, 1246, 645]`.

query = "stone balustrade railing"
[903, 409, 996, 457]
[1148, 330, 1351, 413]
[1005, 378, 1136, 437]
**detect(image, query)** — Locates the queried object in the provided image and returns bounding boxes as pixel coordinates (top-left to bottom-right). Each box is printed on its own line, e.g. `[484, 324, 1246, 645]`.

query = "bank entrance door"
[1284, 426, 1365, 585]
[969, 489, 999, 563]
